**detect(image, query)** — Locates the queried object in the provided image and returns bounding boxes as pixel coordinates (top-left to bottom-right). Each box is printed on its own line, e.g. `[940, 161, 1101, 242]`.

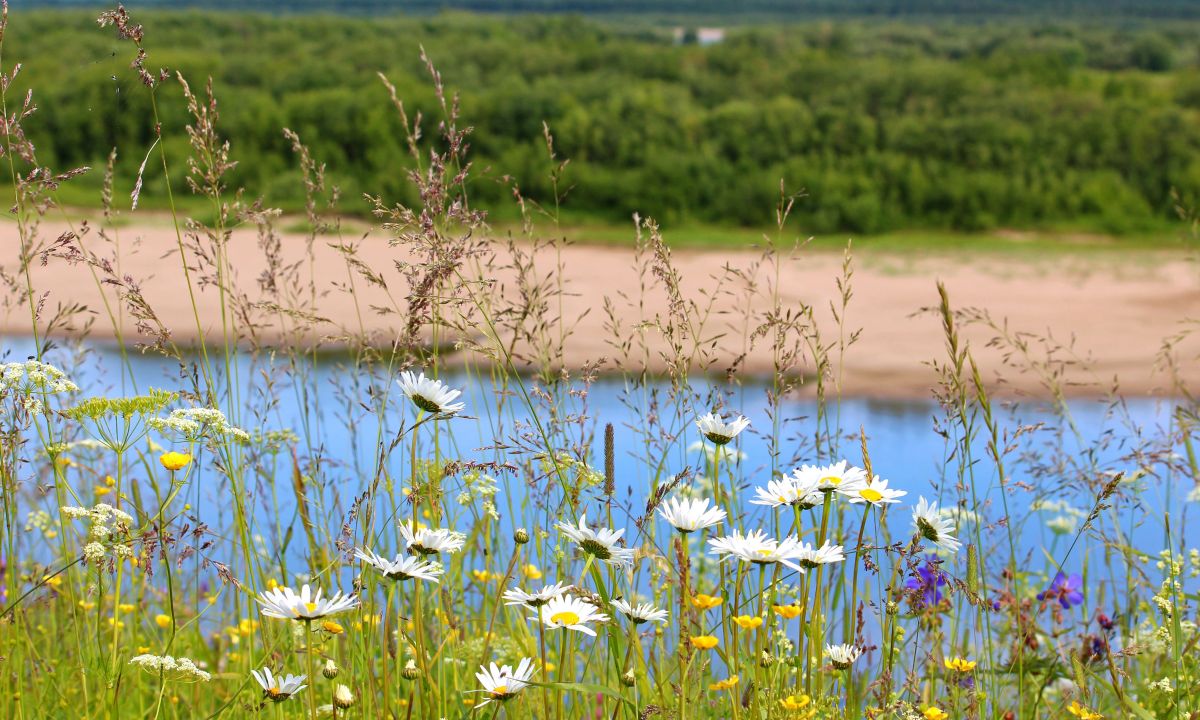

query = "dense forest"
[9, 10, 1200, 233]
[26, 1, 1200, 20]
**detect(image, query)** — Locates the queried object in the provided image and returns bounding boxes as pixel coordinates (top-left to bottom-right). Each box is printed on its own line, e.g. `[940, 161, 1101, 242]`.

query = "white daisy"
[798, 460, 868, 496]
[354, 548, 443, 583]
[795, 541, 846, 569]
[399, 524, 466, 555]
[532, 595, 610, 636]
[255, 584, 358, 621]
[824, 643, 862, 669]
[474, 657, 537, 707]
[750, 473, 822, 509]
[502, 582, 570, 608]
[658, 496, 726, 533]
[612, 598, 669, 625]
[555, 513, 636, 567]
[707, 530, 806, 573]
[847, 476, 907, 507]
[695, 412, 750, 445]
[397, 370, 465, 417]
[252, 667, 307, 703]
[911, 497, 962, 553]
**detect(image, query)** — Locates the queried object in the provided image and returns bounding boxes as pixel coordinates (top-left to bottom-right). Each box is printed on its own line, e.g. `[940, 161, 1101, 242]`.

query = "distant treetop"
[22, 0, 1200, 21]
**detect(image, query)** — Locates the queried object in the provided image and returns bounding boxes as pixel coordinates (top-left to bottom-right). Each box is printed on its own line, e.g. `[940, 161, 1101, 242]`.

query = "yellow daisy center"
[550, 611, 580, 626]
[490, 685, 508, 697]
[820, 475, 842, 485]
[860, 488, 883, 502]
[305, 602, 319, 614]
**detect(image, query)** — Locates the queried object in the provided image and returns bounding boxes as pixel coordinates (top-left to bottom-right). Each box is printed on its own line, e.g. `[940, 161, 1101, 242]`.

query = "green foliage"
[10, 9, 1200, 233]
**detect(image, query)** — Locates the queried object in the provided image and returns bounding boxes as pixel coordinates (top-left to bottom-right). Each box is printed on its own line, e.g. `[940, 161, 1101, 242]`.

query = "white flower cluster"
[149, 407, 251, 443]
[62, 503, 134, 562]
[457, 471, 499, 506]
[0, 360, 79, 395]
[1031, 498, 1088, 536]
[129, 654, 212, 682]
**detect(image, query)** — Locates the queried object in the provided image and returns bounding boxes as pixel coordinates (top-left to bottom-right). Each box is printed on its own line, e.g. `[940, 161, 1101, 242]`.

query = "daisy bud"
[333, 684, 355, 709]
[322, 659, 339, 679]
[401, 660, 420, 680]
[514, 528, 530, 545]
[620, 670, 635, 687]
[760, 651, 775, 668]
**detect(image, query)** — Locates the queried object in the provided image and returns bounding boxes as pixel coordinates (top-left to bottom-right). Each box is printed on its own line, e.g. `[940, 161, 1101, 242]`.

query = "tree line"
[10, 10, 1200, 233]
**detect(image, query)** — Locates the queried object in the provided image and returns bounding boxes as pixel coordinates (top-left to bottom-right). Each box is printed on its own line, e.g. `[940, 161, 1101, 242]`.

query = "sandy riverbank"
[4, 218, 1198, 398]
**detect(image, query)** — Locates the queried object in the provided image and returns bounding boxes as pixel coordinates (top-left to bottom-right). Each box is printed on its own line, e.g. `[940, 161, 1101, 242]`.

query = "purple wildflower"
[1037, 572, 1084, 609]
[905, 555, 946, 609]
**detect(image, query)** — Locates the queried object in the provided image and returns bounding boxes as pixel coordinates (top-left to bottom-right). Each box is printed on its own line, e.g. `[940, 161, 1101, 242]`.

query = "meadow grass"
[1, 5, 1198, 720]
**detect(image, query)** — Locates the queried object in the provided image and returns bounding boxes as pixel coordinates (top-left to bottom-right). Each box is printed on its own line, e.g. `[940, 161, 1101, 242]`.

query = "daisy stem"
[845, 507, 870, 644]
[808, 493, 833, 696]
[556, 628, 568, 719]
[539, 620, 550, 720]
[677, 533, 689, 707]
[754, 563, 767, 697]
[305, 619, 318, 720]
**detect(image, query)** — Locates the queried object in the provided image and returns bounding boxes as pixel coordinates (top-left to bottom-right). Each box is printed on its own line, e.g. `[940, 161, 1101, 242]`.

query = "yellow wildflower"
[690, 635, 719, 650]
[780, 694, 811, 711]
[943, 656, 976, 673]
[709, 675, 739, 692]
[159, 452, 192, 472]
[1067, 702, 1102, 720]
[923, 708, 949, 720]
[691, 594, 723, 611]
[773, 604, 802, 619]
[523, 564, 543, 580]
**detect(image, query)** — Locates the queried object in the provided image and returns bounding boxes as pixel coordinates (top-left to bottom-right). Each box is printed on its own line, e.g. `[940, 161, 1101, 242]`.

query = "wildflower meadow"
[2, 4, 1199, 720]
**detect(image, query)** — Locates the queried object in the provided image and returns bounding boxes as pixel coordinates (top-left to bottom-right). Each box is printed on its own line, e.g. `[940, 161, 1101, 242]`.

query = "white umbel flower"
[532, 595, 610, 636]
[255, 584, 359, 620]
[795, 541, 846, 569]
[695, 412, 750, 445]
[502, 582, 570, 608]
[252, 667, 307, 702]
[824, 643, 862, 669]
[708, 530, 806, 573]
[847, 476, 907, 507]
[129, 654, 211, 682]
[612, 598, 669, 625]
[556, 513, 636, 567]
[399, 524, 466, 555]
[750, 473, 822, 509]
[397, 370, 465, 417]
[354, 548, 443, 583]
[911, 497, 962, 553]
[474, 657, 537, 707]
[797, 460, 869, 495]
[658, 496, 726, 533]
